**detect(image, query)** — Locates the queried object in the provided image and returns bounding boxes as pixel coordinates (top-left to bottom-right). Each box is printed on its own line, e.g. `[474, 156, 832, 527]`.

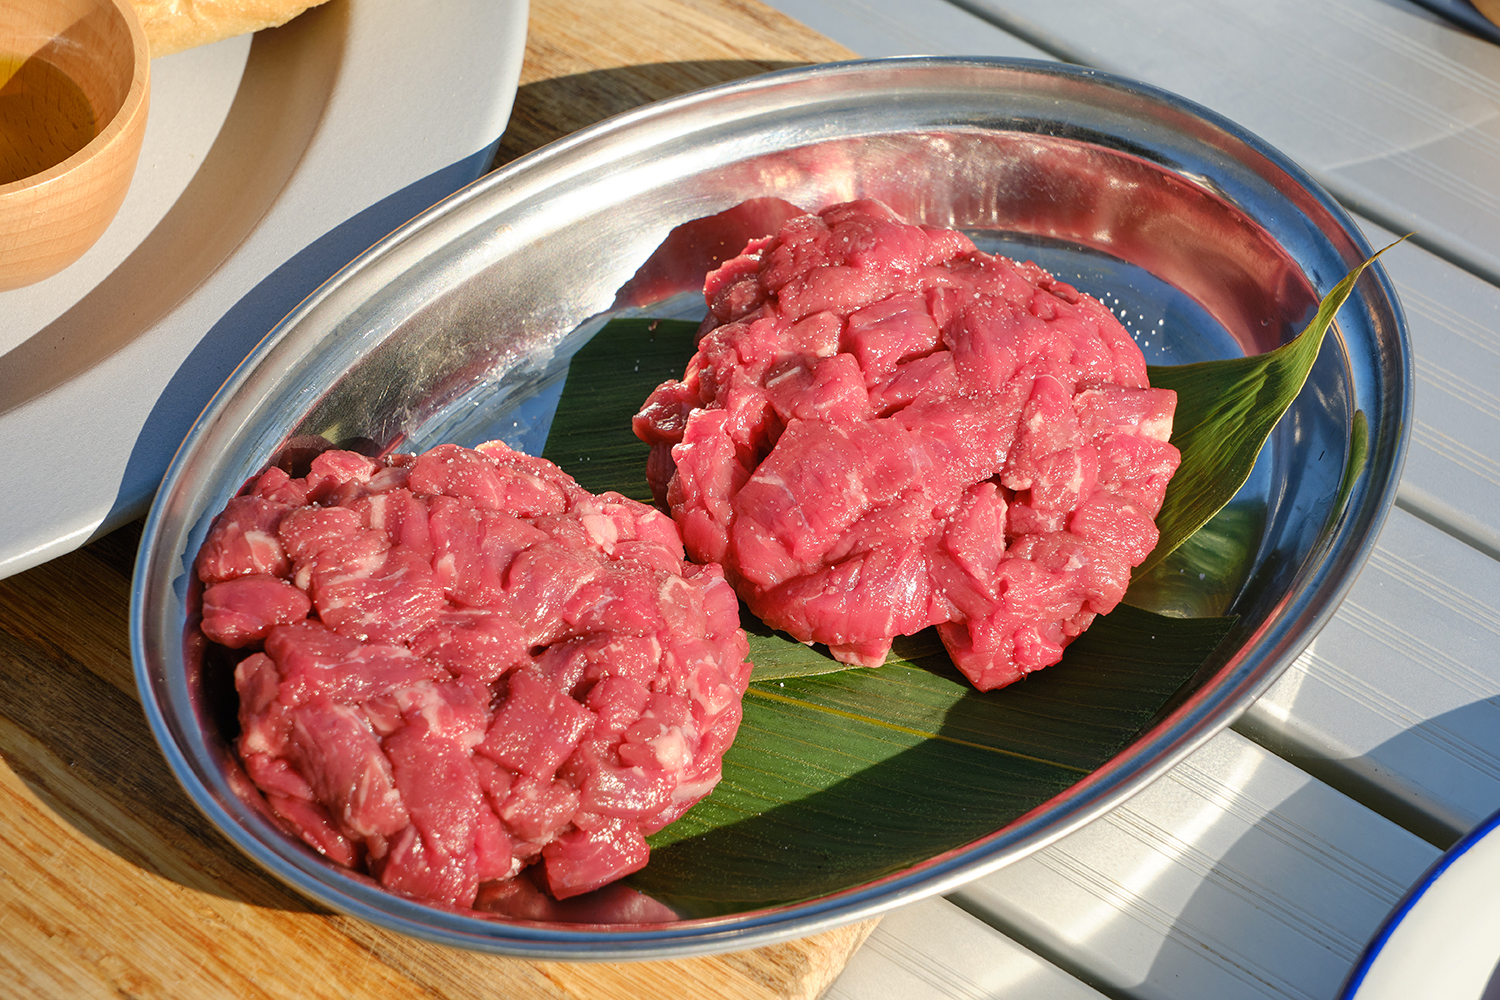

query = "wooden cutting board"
[0, 1, 879, 997]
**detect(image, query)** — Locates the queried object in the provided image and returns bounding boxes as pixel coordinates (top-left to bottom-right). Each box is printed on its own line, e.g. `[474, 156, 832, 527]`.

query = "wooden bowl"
[0, 0, 150, 290]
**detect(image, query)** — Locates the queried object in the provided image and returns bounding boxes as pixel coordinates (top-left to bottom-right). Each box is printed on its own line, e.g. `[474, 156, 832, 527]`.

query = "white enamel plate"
[1344, 808, 1500, 1000]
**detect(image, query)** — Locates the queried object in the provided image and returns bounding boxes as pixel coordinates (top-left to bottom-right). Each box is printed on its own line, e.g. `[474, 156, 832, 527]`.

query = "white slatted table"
[748, 1, 1500, 997]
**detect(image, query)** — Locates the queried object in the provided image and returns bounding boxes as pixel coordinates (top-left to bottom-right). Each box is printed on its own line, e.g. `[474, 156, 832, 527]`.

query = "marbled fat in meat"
[634, 200, 1179, 691]
[197, 442, 751, 906]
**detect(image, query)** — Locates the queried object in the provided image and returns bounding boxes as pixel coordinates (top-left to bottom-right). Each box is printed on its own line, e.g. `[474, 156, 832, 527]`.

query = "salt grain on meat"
[195, 441, 751, 906]
[634, 199, 1180, 691]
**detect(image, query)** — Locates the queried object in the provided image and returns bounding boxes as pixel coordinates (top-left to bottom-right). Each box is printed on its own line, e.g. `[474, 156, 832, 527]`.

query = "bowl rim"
[130, 54, 1414, 959]
[0, 0, 151, 196]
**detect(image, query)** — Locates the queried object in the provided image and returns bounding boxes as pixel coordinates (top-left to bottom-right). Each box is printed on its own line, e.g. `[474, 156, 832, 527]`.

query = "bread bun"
[129, 0, 333, 56]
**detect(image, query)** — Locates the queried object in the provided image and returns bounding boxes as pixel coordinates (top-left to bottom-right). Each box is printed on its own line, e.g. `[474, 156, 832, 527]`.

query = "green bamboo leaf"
[631, 604, 1236, 912]
[1334, 409, 1370, 523]
[743, 611, 858, 683]
[540, 317, 700, 502]
[1136, 240, 1403, 574]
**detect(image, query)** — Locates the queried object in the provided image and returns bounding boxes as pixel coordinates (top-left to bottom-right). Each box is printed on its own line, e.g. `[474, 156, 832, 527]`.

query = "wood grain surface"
[498, 0, 854, 164]
[0, 1, 876, 996]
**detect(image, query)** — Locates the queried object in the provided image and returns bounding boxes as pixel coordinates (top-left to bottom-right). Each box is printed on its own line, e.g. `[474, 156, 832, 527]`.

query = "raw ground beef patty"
[634, 199, 1180, 692]
[194, 441, 751, 906]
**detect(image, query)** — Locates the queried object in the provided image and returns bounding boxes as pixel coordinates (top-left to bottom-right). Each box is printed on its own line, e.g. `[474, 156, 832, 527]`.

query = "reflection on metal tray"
[134, 57, 1411, 959]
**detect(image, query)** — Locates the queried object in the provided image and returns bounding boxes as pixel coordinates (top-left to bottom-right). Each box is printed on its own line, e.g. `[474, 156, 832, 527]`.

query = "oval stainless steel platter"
[132, 57, 1411, 958]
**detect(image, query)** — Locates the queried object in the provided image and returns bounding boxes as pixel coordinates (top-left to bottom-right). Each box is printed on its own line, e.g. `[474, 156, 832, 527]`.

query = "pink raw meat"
[634, 199, 1179, 691]
[198, 441, 751, 906]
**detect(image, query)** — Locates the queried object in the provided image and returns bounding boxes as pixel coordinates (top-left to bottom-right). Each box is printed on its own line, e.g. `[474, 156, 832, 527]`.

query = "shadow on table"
[1159, 698, 1500, 999]
[951, 697, 1500, 1000]
[0, 538, 322, 915]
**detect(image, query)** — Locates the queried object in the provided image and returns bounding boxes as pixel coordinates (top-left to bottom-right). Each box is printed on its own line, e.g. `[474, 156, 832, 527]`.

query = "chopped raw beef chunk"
[634, 199, 1179, 691]
[198, 442, 751, 906]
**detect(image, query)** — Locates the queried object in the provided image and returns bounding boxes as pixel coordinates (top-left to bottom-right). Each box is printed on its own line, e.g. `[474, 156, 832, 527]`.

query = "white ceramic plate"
[1343, 807, 1500, 1000]
[0, 0, 529, 579]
